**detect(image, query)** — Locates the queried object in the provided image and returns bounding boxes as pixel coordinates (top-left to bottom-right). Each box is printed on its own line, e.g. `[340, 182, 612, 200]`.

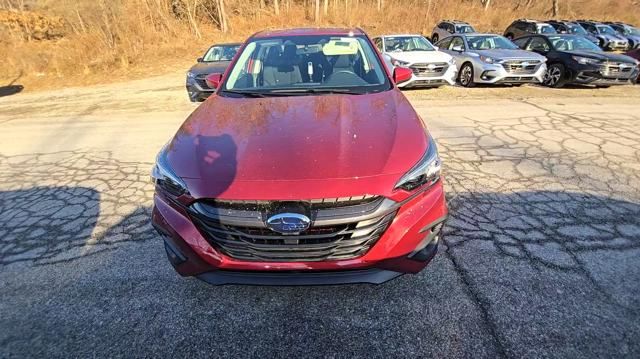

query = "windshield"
[456, 25, 476, 33]
[567, 24, 587, 35]
[222, 35, 391, 96]
[538, 25, 557, 34]
[597, 25, 617, 35]
[626, 27, 640, 35]
[549, 36, 602, 51]
[203, 45, 240, 62]
[467, 35, 518, 50]
[384, 36, 434, 52]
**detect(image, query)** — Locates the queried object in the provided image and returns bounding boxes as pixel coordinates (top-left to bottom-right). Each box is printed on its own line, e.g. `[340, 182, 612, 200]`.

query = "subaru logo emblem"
[521, 62, 529, 67]
[266, 213, 311, 235]
[427, 63, 437, 70]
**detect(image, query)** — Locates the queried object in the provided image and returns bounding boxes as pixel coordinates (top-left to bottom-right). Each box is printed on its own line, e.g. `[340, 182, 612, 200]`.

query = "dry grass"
[1, 0, 639, 91]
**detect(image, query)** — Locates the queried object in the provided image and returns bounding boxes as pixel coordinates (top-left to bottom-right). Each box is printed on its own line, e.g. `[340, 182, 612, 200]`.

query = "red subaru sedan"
[151, 28, 448, 285]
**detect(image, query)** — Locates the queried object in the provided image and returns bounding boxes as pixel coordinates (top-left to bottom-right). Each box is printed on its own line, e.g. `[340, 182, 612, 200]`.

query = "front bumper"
[186, 76, 215, 100]
[152, 183, 448, 285]
[571, 62, 639, 86]
[473, 61, 546, 84]
[604, 39, 629, 51]
[397, 63, 457, 88]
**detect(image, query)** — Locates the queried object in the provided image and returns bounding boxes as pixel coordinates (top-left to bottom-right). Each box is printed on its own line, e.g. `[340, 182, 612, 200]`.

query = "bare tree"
[274, 0, 280, 15]
[323, 0, 328, 15]
[377, 0, 383, 11]
[551, 0, 559, 17]
[217, 0, 228, 32]
[481, 0, 491, 10]
[315, 0, 320, 22]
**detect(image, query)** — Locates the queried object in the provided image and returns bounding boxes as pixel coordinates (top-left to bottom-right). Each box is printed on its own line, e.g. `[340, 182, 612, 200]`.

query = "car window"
[446, 24, 455, 33]
[513, 37, 530, 48]
[539, 25, 557, 34]
[438, 22, 447, 30]
[203, 45, 240, 62]
[514, 21, 525, 31]
[449, 37, 465, 50]
[568, 24, 587, 35]
[456, 25, 475, 33]
[223, 35, 391, 94]
[526, 37, 550, 52]
[437, 37, 452, 49]
[527, 23, 537, 33]
[597, 25, 617, 35]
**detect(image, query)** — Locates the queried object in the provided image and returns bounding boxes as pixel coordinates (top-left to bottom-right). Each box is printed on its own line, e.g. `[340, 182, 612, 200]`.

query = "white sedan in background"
[373, 34, 457, 88]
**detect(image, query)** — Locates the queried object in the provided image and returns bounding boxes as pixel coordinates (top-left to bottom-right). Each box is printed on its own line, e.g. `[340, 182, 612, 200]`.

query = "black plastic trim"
[196, 268, 403, 286]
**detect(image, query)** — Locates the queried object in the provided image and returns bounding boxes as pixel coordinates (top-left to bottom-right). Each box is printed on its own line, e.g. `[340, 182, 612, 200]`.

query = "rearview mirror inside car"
[205, 73, 223, 89]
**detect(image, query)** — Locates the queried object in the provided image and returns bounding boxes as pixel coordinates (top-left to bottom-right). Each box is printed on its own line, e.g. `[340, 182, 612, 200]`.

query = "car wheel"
[544, 63, 566, 88]
[432, 34, 439, 43]
[459, 63, 475, 87]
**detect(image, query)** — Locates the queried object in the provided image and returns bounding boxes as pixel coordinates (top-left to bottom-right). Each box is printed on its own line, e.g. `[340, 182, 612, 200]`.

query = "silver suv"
[431, 20, 476, 44]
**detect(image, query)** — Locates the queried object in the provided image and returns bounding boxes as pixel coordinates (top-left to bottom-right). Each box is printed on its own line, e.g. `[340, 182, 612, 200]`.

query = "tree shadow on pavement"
[1, 71, 24, 98]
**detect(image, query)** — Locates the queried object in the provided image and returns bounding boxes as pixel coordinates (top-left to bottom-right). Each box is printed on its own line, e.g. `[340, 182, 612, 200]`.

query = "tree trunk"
[323, 0, 328, 15]
[315, 0, 320, 22]
[551, 0, 559, 17]
[217, 0, 228, 33]
[481, 0, 491, 10]
[274, 0, 280, 15]
[377, 0, 383, 11]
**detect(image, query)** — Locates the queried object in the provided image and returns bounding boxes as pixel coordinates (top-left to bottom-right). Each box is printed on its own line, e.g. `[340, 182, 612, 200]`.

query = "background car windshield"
[626, 27, 640, 35]
[568, 25, 587, 35]
[467, 36, 518, 50]
[384, 36, 434, 52]
[456, 25, 475, 33]
[203, 45, 240, 62]
[596, 25, 617, 35]
[539, 25, 557, 34]
[549, 36, 602, 51]
[223, 35, 390, 93]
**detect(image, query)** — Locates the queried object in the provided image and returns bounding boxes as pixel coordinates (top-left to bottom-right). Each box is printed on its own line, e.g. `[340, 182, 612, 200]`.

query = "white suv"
[431, 20, 477, 44]
[373, 34, 457, 88]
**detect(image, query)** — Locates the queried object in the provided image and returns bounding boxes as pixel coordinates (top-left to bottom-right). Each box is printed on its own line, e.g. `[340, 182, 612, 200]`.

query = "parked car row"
[185, 21, 640, 101]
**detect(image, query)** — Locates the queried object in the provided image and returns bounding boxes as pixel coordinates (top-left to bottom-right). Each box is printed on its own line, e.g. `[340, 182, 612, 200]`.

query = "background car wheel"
[459, 63, 475, 87]
[544, 63, 566, 88]
[431, 34, 439, 43]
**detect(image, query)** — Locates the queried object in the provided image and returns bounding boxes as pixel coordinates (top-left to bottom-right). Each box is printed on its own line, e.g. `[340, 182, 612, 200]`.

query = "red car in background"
[625, 48, 640, 82]
[151, 28, 448, 285]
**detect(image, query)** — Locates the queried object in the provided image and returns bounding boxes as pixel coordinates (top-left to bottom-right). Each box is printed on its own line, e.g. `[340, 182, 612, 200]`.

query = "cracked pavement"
[1, 79, 639, 357]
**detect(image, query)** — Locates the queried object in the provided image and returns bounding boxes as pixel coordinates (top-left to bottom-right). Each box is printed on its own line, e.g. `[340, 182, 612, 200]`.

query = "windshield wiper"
[268, 88, 363, 95]
[220, 89, 268, 98]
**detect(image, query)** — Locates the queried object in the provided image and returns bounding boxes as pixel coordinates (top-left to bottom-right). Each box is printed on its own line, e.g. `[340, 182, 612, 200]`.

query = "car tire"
[543, 63, 566, 88]
[432, 34, 439, 43]
[459, 63, 475, 88]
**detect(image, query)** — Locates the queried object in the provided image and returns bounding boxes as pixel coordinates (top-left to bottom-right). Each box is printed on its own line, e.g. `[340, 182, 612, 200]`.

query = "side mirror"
[433, 45, 439, 51]
[205, 73, 223, 89]
[393, 67, 413, 84]
[452, 45, 464, 52]
[197, 57, 204, 62]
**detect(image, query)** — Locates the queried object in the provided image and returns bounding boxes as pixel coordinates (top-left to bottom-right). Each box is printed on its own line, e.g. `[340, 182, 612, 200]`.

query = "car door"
[447, 36, 466, 70]
[525, 36, 551, 55]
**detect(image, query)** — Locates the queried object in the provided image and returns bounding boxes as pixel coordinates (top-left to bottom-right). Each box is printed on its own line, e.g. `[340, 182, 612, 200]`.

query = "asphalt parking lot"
[1, 75, 639, 357]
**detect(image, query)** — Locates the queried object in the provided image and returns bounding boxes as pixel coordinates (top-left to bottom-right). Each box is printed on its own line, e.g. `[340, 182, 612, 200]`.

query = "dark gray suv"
[504, 19, 557, 40]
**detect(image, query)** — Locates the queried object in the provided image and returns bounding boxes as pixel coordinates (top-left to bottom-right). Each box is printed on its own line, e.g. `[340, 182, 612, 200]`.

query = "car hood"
[473, 49, 546, 61]
[166, 90, 428, 199]
[567, 50, 638, 64]
[387, 50, 452, 64]
[188, 61, 231, 75]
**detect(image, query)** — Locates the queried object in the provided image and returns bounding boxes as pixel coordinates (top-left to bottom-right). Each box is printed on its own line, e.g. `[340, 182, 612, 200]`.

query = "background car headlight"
[392, 59, 410, 67]
[395, 134, 442, 191]
[186, 71, 196, 79]
[572, 56, 601, 65]
[480, 55, 497, 64]
[151, 145, 188, 197]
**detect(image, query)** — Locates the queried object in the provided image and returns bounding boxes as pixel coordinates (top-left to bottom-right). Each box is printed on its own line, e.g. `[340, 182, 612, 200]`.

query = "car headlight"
[448, 57, 456, 65]
[480, 55, 498, 64]
[151, 145, 188, 197]
[395, 134, 442, 191]
[186, 71, 196, 79]
[392, 58, 411, 67]
[572, 56, 601, 65]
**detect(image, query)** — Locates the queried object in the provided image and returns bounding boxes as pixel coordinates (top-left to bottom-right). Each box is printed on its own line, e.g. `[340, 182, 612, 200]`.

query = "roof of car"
[379, 34, 425, 38]
[252, 28, 366, 38]
[211, 42, 242, 47]
[441, 20, 470, 24]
